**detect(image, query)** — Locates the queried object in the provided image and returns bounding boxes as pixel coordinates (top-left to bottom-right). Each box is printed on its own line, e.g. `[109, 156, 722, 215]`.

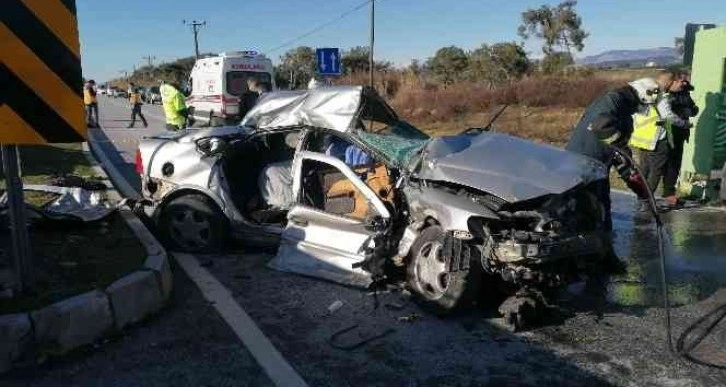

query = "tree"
[341, 46, 392, 75]
[540, 52, 574, 74]
[518, 1, 587, 73]
[278, 46, 316, 89]
[342, 46, 370, 74]
[518, 1, 588, 55]
[426, 46, 469, 86]
[469, 42, 530, 86]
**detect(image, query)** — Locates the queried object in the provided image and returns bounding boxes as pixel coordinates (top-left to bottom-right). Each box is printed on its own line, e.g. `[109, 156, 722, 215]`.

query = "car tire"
[158, 194, 227, 253]
[406, 225, 481, 315]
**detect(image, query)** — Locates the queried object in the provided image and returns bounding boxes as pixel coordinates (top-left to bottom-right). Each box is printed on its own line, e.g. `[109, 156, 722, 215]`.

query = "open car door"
[268, 151, 391, 288]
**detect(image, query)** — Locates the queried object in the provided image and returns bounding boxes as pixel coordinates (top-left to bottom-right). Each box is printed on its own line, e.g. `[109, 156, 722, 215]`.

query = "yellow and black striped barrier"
[0, 0, 86, 144]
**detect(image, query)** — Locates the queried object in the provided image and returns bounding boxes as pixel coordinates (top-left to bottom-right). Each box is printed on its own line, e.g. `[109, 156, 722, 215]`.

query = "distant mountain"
[576, 47, 681, 68]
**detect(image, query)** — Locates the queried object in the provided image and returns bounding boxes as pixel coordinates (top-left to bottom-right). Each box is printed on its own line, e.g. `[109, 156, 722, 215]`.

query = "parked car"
[116, 89, 128, 99]
[135, 86, 611, 328]
[144, 86, 162, 104]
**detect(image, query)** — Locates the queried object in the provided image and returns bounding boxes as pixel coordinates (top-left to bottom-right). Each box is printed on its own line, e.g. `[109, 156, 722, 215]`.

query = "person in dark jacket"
[566, 77, 660, 231]
[238, 78, 263, 121]
[661, 72, 698, 207]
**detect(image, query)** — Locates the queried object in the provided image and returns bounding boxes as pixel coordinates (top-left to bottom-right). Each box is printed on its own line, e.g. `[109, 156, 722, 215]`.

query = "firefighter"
[84, 79, 99, 127]
[127, 83, 148, 128]
[566, 77, 658, 230]
[160, 81, 188, 131]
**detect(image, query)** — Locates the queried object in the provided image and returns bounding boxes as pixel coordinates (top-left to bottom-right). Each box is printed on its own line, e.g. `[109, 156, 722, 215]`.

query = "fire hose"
[612, 147, 726, 370]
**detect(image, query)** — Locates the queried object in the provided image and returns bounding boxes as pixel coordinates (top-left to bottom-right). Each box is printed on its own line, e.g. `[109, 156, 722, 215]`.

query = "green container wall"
[680, 27, 726, 195]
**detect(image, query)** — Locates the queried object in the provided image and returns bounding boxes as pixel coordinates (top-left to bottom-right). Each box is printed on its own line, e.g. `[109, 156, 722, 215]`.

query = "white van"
[186, 51, 275, 126]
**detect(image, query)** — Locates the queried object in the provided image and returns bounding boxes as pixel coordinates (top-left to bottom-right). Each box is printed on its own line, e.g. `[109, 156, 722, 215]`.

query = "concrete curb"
[0, 143, 171, 374]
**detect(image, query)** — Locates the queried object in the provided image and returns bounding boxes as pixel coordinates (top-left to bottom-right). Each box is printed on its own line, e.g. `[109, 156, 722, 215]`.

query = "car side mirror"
[196, 137, 228, 157]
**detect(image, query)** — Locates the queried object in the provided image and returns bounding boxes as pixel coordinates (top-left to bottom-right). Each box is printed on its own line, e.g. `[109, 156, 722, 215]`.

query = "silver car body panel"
[415, 133, 608, 202]
[269, 151, 392, 288]
[240, 86, 397, 133]
[404, 185, 499, 233]
[270, 207, 374, 288]
[142, 137, 218, 190]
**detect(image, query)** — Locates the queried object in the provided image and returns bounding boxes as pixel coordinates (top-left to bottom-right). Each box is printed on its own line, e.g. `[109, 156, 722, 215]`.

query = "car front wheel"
[158, 194, 227, 253]
[407, 226, 481, 315]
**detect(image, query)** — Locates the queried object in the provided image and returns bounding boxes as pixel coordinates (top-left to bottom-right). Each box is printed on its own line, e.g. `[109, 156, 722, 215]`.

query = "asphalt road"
[89, 95, 169, 194]
[9, 97, 725, 386]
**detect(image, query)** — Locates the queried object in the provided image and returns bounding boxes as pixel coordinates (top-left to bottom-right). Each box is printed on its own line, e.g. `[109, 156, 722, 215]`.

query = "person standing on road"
[160, 81, 189, 131]
[127, 83, 148, 128]
[565, 78, 661, 274]
[238, 78, 263, 122]
[84, 79, 99, 127]
[629, 70, 688, 211]
[662, 72, 699, 206]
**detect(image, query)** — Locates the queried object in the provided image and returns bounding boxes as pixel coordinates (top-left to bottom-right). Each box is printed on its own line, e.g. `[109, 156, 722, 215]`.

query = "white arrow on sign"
[319, 51, 327, 71]
[331, 52, 338, 73]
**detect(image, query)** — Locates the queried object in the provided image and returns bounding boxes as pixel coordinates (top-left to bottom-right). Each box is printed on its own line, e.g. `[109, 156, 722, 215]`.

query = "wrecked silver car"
[136, 86, 611, 326]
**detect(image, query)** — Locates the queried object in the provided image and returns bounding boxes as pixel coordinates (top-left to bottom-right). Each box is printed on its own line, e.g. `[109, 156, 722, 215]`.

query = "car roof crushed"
[240, 86, 398, 133]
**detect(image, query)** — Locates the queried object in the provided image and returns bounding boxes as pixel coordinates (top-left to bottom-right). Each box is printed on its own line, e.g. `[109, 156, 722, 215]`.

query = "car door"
[268, 150, 391, 288]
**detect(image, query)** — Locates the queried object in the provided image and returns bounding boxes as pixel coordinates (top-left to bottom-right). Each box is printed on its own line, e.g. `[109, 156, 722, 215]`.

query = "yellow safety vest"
[130, 92, 142, 104]
[160, 84, 187, 127]
[629, 106, 661, 151]
[84, 87, 97, 105]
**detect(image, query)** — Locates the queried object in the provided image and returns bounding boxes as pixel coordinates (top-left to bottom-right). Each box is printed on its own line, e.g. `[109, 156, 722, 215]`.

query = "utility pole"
[142, 55, 156, 81]
[369, 0, 375, 89]
[142, 55, 156, 68]
[1, 146, 32, 294]
[141, 55, 156, 80]
[183, 20, 206, 59]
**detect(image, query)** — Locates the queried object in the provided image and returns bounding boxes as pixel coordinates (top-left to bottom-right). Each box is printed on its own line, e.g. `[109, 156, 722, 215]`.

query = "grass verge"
[0, 144, 146, 314]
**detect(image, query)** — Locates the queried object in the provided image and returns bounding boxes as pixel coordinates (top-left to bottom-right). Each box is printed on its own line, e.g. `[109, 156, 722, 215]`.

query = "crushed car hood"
[414, 133, 608, 202]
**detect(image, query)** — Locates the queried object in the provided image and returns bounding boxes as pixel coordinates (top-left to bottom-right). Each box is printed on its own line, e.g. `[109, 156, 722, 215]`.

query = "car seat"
[322, 163, 395, 220]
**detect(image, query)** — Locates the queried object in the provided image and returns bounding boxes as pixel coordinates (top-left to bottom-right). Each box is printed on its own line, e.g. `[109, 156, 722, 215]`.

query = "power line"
[183, 20, 206, 59]
[266, 0, 372, 54]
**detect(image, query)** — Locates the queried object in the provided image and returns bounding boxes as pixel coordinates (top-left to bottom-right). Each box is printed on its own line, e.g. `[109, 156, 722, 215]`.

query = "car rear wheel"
[158, 194, 227, 253]
[407, 226, 481, 315]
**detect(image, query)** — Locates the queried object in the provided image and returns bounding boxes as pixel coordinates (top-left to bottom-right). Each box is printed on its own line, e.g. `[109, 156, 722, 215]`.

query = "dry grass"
[411, 106, 584, 146]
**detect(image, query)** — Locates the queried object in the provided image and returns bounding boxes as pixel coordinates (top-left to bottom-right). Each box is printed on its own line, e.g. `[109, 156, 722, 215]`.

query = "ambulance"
[186, 51, 275, 126]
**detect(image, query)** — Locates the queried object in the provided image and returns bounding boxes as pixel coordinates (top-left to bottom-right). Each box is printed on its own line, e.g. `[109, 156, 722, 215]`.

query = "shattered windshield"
[357, 121, 430, 166]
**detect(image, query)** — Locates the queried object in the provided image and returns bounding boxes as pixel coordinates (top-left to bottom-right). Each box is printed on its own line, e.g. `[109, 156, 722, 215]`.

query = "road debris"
[0, 185, 116, 227]
[329, 323, 396, 351]
[327, 300, 344, 315]
[397, 313, 421, 323]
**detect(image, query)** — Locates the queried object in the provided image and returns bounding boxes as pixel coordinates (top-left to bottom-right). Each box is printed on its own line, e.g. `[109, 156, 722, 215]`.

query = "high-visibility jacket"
[84, 86, 97, 105]
[160, 84, 187, 127]
[629, 105, 662, 151]
[129, 90, 142, 105]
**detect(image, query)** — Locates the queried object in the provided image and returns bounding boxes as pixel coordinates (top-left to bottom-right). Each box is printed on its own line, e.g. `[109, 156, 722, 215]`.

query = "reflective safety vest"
[160, 84, 187, 127]
[84, 87, 97, 105]
[130, 91, 142, 104]
[629, 106, 661, 151]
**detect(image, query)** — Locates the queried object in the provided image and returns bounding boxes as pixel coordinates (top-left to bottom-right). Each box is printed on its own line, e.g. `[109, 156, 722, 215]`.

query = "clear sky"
[76, 0, 724, 82]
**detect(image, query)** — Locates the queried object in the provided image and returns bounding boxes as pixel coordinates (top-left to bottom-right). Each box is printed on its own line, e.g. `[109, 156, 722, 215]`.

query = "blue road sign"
[316, 48, 341, 76]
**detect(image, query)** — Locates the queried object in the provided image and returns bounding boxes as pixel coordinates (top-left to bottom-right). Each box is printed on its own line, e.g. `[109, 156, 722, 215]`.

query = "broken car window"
[357, 121, 429, 166]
